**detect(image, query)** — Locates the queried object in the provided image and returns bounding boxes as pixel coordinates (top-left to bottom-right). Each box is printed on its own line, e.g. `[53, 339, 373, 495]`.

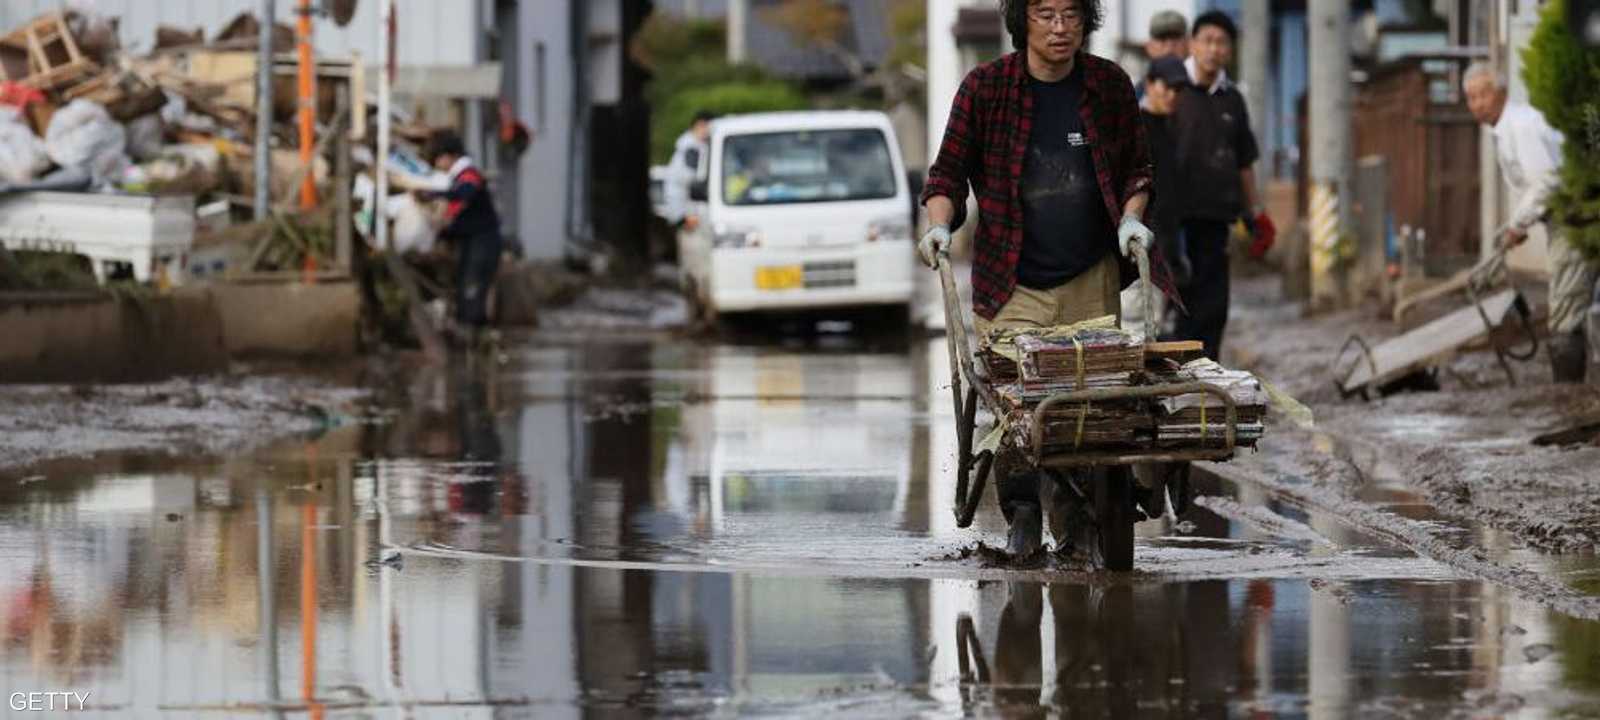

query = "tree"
[761, 0, 927, 108]
[631, 10, 809, 162]
[1523, 0, 1600, 261]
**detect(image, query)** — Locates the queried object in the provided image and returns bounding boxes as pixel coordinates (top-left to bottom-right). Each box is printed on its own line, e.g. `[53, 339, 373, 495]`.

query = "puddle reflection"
[0, 335, 1598, 715]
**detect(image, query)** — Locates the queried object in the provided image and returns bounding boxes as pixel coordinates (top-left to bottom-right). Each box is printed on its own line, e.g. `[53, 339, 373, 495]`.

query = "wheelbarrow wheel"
[1095, 471, 1135, 572]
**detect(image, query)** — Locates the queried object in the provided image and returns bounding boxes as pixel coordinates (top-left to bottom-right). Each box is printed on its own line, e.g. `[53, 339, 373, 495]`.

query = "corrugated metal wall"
[0, 0, 478, 66]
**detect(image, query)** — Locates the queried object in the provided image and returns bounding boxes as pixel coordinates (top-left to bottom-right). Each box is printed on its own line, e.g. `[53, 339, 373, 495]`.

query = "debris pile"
[0, 7, 358, 287]
[981, 319, 1268, 455]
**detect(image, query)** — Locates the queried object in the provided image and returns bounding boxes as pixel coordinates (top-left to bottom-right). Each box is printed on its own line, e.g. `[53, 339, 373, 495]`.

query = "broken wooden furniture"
[0, 12, 97, 92]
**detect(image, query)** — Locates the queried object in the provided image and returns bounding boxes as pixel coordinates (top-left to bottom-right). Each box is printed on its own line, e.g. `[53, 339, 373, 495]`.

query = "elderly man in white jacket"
[1465, 63, 1599, 383]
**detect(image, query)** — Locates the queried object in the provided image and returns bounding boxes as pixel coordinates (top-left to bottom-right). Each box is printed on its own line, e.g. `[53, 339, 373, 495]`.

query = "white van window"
[721, 129, 897, 206]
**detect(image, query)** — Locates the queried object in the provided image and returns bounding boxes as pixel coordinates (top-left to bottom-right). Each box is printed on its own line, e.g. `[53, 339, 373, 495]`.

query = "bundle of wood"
[988, 322, 1149, 451]
[975, 320, 1272, 457]
[1016, 330, 1143, 387]
[1000, 384, 1152, 449]
[1152, 358, 1268, 448]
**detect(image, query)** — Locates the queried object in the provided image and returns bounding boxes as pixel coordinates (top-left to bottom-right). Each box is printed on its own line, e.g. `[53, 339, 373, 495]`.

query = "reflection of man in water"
[451, 366, 501, 515]
[984, 580, 1234, 713]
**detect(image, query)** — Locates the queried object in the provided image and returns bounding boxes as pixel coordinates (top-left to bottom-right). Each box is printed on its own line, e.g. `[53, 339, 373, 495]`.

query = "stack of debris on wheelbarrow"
[980, 317, 1268, 457]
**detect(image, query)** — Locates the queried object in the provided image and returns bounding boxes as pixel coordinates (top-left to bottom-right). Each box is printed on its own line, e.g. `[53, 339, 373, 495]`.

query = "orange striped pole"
[297, 0, 317, 210]
[301, 445, 322, 719]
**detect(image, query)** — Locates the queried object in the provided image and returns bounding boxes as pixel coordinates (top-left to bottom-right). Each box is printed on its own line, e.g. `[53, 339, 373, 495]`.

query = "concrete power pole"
[1308, 0, 1352, 307]
[1241, 0, 1270, 203]
[253, 0, 274, 221]
[727, 0, 747, 63]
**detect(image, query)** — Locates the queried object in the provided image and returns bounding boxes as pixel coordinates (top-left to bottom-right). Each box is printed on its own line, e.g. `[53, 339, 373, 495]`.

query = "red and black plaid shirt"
[922, 51, 1156, 320]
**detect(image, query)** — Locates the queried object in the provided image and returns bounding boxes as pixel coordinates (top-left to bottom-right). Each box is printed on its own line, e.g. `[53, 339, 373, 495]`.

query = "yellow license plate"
[754, 265, 803, 290]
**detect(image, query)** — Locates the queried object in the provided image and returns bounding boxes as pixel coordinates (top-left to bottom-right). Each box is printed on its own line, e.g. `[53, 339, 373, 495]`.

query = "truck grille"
[803, 260, 855, 289]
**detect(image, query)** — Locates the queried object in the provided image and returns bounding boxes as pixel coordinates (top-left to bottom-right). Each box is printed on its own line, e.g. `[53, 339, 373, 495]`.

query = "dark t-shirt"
[1173, 81, 1259, 222]
[1141, 110, 1180, 237]
[1017, 66, 1114, 290]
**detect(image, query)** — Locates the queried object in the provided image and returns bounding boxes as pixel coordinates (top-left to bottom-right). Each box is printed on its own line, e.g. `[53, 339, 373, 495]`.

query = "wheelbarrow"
[1336, 241, 1538, 400]
[934, 243, 1241, 571]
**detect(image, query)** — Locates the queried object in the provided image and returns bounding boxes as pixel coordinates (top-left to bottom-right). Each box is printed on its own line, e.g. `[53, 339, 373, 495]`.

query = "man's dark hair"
[692, 110, 716, 125]
[1191, 10, 1238, 42]
[424, 129, 466, 162]
[1001, 0, 1104, 51]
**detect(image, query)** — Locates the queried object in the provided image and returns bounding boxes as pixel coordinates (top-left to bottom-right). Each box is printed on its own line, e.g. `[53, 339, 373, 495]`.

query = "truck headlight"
[867, 217, 911, 242]
[713, 225, 762, 249]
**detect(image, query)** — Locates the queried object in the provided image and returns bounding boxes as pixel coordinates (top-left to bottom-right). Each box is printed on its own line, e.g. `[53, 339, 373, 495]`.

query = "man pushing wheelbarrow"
[919, 0, 1260, 568]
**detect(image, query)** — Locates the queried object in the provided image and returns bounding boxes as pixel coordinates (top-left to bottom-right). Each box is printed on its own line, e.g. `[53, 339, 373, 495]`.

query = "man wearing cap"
[1168, 10, 1273, 361]
[1137, 11, 1187, 107]
[1146, 10, 1188, 61]
[1142, 56, 1190, 308]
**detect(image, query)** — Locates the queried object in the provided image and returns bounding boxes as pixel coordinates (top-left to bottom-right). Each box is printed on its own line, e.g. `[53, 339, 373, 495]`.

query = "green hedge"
[1523, 0, 1600, 261]
[653, 80, 809, 163]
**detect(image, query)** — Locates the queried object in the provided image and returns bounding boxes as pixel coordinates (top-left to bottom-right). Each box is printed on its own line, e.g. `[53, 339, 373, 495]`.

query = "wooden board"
[1342, 289, 1521, 392]
[1145, 340, 1204, 364]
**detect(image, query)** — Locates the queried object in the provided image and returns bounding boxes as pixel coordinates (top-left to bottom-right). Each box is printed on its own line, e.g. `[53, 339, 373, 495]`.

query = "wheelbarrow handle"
[1130, 241, 1157, 342]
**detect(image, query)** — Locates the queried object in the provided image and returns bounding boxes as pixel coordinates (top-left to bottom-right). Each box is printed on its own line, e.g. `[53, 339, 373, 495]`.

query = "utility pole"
[375, 0, 393, 252]
[1241, 0, 1270, 202]
[296, 0, 317, 210]
[1308, 0, 1352, 307]
[253, 0, 274, 221]
[727, 0, 747, 63]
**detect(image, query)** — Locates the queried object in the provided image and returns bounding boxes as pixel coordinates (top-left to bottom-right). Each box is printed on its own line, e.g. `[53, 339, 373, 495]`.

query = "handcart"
[935, 244, 1242, 571]
[1336, 241, 1538, 400]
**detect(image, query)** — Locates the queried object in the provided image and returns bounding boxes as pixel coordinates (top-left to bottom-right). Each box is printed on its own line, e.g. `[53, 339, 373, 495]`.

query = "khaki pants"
[1548, 227, 1599, 335]
[975, 253, 1123, 339]
[977, 253, 1127, 543]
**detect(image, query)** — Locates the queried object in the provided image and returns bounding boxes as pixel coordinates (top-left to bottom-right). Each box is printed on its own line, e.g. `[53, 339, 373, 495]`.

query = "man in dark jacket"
[1169, 11, 1274, 361]
[1141, 55, 1190, 303]
[425, 130, 504, 345]
[919, 0, 1163, 557]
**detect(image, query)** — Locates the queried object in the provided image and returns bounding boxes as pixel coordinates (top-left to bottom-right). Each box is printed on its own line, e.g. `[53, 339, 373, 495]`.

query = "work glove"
[1499, 225, 1529, 249]
[1117, 214, 1153, 258]
[1246, 209, 1277, 259]
[918, 224, 951, 269]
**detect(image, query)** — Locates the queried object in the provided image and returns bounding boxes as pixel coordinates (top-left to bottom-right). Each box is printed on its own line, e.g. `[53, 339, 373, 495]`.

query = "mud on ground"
[0, 371, 367, 475]
[1225, 273, 1600, 554]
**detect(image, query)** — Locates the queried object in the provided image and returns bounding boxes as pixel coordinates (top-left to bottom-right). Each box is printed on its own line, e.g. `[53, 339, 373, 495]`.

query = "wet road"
[4, 331, 1600, 717]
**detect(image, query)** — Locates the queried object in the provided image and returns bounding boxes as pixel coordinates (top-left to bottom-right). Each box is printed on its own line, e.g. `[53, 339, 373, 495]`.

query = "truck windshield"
[720, 129, 897, 206]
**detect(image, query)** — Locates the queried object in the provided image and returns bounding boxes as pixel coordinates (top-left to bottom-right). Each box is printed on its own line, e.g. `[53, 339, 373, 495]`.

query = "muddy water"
[4, 333, 1600, 717]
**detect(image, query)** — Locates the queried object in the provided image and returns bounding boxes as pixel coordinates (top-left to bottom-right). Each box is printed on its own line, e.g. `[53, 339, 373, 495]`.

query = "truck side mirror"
[689, 180, 708, 202]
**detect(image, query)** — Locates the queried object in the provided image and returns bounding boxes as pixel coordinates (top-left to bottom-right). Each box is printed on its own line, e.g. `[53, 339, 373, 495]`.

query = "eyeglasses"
[1029, 7, 1083, 28]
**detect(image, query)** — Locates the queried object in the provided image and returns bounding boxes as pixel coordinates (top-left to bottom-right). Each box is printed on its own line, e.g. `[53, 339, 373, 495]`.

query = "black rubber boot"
[1007, 501, 1043, 557]
[1044, 470, 1095, 558]
[999, 468, 1044, 556]
[1550, 330, 1588, 384]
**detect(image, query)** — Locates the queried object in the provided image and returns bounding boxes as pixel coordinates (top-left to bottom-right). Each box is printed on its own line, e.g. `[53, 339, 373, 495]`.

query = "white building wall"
[515, 1, 576, 260]
[925, 0, 989, 164]
[0, 0, 477, 66]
